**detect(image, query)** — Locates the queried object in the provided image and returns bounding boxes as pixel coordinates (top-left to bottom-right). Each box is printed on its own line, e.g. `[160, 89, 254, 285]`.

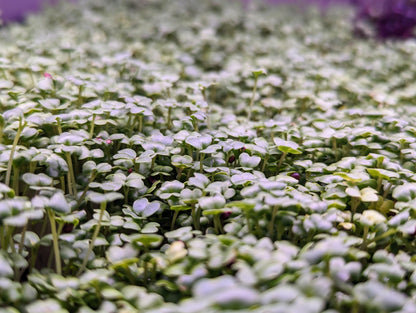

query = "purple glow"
[353, 0, 416, 38]
[0, 0, 76, 23]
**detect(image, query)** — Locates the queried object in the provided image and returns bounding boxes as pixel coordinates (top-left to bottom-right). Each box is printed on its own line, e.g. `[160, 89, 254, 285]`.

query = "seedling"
[248, 69, 267, 121]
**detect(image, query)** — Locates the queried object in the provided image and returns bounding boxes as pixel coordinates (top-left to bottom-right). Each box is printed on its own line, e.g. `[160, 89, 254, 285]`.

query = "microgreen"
[0, 0, 416, 312]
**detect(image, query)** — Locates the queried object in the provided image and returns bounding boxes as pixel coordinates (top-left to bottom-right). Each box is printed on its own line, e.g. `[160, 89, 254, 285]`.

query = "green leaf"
[170, 205, 192, 211]
[188, 173, 210, 189]
[86, 191, 123, 203]
[360, 187, 378, 202]
[215, 286, 259, 308]
[226, 200, 255, 211]
[273, 138, 301, 154]
[160, 181, 184, 193]
[166, 241, 187, 263]
[366, 168, 399, 180]
[131, 234, 163, 248]
[165, 226, 193, 240]
[48, 192, 71, 214]
[114, 148, 137, 159]
[106, 244, 138, 265]
[96, 163, 112, 173]
[334, 172, 365, 183]
[202, 208, 230, 216]
[252, 69, 267, 78]
[22, 173, 53, 186]
[198, 194, 226, 210]
[4, 214, 28, 227]
[230, 173, 256, 185]
[126, 173, 145, 189]
[239, 153, 261, 168]
[353, 281, 406, 311]
[0, 253, 13, 277]
[26, 299, 68, 313]
[346, 186, 360, 198]
[171, 155, 193, 168]
[392, 183, 416, 202]
[0, 183, 14, 198]
[133, 198, 161, 217]
[360, 210, 386, 226]
[398, 219, 416, 236]
[82, 160, 96, 173]
[185, 134, 212, 150]
[14, 231, 40, 248]
[141, 222, 160, 234]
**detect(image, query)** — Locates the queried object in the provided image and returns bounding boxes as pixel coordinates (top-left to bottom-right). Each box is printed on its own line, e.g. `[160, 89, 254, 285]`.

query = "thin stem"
[151, 156, 156, 171]
[77, 201, 107, 276]
[127, 114, 132, 136]
[361, 226, 369, 250]
[29, 246, 39, 272]
[6, 118, 26, 187]
[76, 171, 97, 207]
[6, 226, 15, 253]
[0, 124, 3, 144]
[12, 165, 20, 196]
[186, 168, 192, 180]
[124, 186, 129, 204]
[277, 222, 284, 240]
[268, 206, 278, 239]
[191, 204, 200, 230]
[248, 77, 258, 121]
[277, 152, 287, 172]
[138, 115, 143, 133]
[245, 214, 251, 233]
[202, 88, 211, 129]
[167, 107, 172, 130]
[213, 215, 224, 234]
[143, 256, 149, 285]
[351, 197, 360, 219]
[56, 117, 63, 135]
[0, 226, 4, 250]
[368, 228, 396, 244]
[176, 167, 184, 180]
[28, 70, 36, 88]
[199, 153, 205, 173]
[1, 226, 9, 251]
[89, 114, 96, 139]
[376, 177, 383, 193]
[351, 302, 360, 313]
[18, 224, 27, 254]
[77, 85, 84, 107]
[65, 152, 77, 196]
[382, 183, 393, 199]
[261, 154, 269, 173]
[60, 176, 66, 194]
[66, 170, 72, 195]
[47, 208, 62, 275]
[192, 118, 199, 132]
[332, 137, 339, 161]
[57, 223, 65, 237]
[171, 210, 179, 230]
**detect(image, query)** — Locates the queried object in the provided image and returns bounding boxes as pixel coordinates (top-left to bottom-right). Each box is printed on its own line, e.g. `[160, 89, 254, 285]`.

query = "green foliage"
[0, 0, 416, 312]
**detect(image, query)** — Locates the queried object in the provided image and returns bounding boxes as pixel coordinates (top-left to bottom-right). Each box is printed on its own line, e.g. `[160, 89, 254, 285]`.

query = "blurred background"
[1, 0, 348, 23]
[1, 0, 416, 39]
[0, 0, 76, 23]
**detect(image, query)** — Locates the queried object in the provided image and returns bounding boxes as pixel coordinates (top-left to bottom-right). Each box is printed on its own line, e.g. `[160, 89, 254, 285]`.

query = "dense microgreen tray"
[0, 0, 416, 312]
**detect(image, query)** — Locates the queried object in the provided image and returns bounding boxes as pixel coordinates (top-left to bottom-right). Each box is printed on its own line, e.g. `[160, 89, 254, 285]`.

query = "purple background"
[266, 0, 350, 5]
[1, 0, 352, 23]
[0, 0, 76, 23]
